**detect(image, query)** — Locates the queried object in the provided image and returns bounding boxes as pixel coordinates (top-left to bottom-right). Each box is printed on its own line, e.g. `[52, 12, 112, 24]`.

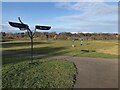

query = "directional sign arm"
[35, 25, 51, 30]
[18, 17, 23, 24]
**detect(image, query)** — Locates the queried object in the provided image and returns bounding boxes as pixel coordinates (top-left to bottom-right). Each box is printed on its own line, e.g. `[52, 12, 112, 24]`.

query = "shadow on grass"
[2, 46, 69, 65]
[2, 41, 51, 48]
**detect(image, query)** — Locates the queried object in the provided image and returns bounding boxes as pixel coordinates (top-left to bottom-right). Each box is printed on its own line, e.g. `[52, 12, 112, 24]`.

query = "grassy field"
[2, 40, 79, 88]
[3, 58, 77, 88]
[2, 39, 118, 59]
[2, 39, 118, 88]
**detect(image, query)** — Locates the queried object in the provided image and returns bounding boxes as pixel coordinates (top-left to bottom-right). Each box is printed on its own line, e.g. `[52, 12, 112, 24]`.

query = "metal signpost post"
[9, 17, 51, 63]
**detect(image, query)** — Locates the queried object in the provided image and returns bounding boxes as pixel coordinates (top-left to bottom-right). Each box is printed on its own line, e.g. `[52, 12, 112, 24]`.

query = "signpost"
[8, 17, 51, 63]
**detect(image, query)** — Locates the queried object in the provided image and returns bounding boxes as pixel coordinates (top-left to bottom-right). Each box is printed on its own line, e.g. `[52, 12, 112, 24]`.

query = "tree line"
[1, 32, 119, 42]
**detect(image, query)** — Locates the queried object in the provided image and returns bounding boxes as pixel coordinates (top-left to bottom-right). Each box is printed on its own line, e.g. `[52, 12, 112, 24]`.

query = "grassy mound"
[2, 59, 77, 88]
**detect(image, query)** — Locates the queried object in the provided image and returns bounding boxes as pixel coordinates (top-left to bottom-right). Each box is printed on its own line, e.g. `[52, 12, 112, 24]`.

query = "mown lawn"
[2, 58, 77, 88]
[2, 39, 118, 88]
[2, 39, 118, 58]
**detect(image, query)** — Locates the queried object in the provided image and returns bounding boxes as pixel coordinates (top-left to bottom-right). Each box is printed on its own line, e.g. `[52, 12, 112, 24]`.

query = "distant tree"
[49, 32, 57, 39]
[2, 32, 6, 40]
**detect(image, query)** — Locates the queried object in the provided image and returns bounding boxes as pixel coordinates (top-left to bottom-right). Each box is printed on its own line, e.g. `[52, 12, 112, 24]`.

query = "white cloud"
[51, 26, 70, 31]
[1, 23, 21, 32]
[54, 2, 118, 33]
[56, 2, 117, 18]
[56, 14, 87, 21]
[56, 2, 118, 21]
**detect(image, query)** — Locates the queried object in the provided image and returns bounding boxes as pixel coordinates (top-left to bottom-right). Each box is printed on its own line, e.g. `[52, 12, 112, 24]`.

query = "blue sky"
[2, 2, 118, 33]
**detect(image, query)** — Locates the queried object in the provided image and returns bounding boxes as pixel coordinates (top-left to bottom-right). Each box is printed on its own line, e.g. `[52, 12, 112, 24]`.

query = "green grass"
[2, 58, 77, 88]
[2, 39, 118, 88]
[2, 39, 118, 58]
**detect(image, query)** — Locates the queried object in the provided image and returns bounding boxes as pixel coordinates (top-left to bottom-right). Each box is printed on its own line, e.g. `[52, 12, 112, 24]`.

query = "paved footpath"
[34, 55, 118, 88]
[2, 52, 118, 88]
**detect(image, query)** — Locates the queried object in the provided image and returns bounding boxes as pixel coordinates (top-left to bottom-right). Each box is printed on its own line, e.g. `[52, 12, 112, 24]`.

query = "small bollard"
[72, 45, 75, 47]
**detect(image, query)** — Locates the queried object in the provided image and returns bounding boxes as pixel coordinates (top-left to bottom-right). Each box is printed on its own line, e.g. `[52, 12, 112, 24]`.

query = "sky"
[1, 1, 118, 33]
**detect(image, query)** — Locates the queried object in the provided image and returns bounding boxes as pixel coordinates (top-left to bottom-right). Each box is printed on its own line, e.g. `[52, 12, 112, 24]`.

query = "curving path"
[34, 55, 118, 88]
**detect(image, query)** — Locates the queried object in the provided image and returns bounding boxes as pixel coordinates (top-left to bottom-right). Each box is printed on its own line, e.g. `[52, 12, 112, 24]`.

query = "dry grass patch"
[97, 46, 118, 55]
